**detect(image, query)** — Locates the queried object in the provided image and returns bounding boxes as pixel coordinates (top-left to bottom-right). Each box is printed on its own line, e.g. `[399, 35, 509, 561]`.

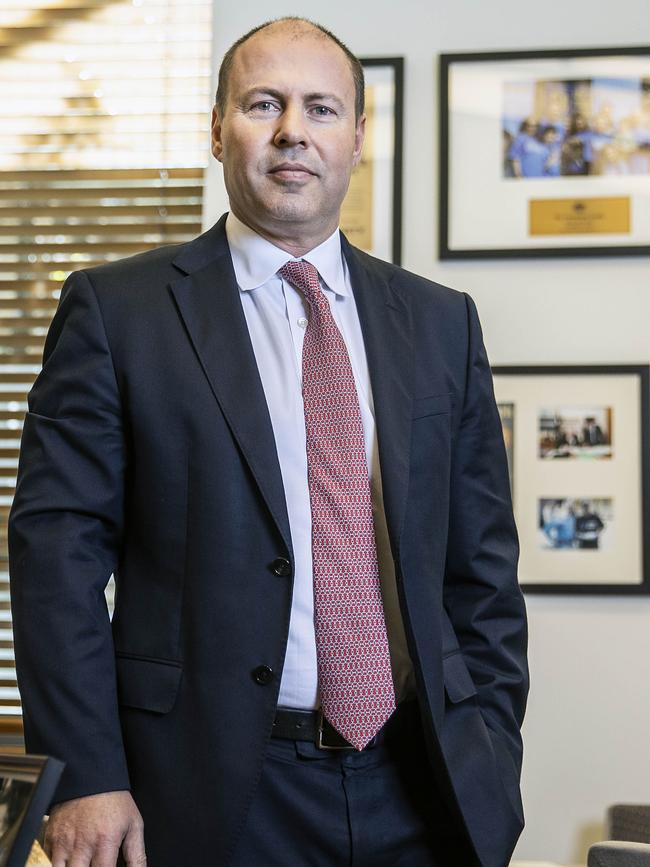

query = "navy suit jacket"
[9, 215, 528, 867]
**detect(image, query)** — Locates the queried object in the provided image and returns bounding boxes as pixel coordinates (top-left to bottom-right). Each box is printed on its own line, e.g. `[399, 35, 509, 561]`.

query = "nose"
[273, 104, 308, 149]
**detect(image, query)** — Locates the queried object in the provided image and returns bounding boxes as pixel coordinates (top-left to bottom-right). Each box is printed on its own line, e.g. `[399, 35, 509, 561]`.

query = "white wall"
[207, 2, 650, 862]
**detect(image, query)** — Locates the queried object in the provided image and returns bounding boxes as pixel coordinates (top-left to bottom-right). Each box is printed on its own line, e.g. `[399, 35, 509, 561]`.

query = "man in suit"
[9, 17, 528, 867]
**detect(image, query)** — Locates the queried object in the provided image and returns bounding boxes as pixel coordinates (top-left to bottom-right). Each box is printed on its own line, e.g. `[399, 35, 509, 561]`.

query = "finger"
[43, 825, 60, 860]
[66, 848, 95, 867]
[67, 836, 111, 867]
[121, 819, 146, 866]
[89, 841, 121, 867]
[45, 821, 75, 864]
[49, 839, 73, 867]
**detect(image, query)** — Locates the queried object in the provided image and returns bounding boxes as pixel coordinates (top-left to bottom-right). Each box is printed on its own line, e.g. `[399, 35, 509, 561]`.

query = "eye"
[310, 105, 336, 118]
[250, 101, 279, 113]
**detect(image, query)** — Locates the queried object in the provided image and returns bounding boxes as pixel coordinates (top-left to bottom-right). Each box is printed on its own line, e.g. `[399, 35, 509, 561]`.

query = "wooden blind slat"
[0, 0, 211, 729]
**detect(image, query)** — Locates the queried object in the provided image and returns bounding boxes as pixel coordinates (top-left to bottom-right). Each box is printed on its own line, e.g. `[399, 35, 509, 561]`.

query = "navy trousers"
[230, 702, 479, 867]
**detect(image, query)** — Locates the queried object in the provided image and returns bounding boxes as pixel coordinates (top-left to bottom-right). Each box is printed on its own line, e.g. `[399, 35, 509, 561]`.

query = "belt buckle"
[317, 709, 354, 750]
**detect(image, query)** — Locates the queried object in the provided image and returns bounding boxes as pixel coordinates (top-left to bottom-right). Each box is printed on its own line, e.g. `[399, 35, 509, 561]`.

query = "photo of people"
[497, 402, 514, 494]
[538, 406, 612, 459]
[502, 76, 650, 178]
[538, 497, 613, 551]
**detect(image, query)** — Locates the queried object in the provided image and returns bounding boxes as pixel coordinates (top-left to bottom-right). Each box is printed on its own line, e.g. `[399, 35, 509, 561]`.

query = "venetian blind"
[0, 0, 212, 730]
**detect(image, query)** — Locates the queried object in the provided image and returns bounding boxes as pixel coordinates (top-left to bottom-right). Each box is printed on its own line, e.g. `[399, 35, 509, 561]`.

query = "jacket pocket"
[411, 392, 452, 420]
[443, 651, 477, 703]
[115, 654, 182, 714]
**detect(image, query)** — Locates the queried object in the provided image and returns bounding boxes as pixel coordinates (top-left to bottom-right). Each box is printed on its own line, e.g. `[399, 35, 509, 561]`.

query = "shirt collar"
[225, 211, 349, 297]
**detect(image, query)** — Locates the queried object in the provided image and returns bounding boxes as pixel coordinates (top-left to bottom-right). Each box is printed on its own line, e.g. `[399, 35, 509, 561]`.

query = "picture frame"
[492, 365, 650, 594]
[439, 47, 650, 259]
[0, 754, 64, 867]
[340, 57, 403, 264]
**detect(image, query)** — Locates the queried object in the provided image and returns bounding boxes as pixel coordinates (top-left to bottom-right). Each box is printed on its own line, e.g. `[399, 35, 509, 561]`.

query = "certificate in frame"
[492, 365, 650, 594]
[340, 57, 403, 264]
[0, 754, 64, 867]
[440, 47, 650, 259]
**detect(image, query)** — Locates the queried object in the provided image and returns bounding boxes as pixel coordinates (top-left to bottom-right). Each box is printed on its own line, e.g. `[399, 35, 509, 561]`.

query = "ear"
[211, 105, 224, 163]
[352, 113, 366, 167]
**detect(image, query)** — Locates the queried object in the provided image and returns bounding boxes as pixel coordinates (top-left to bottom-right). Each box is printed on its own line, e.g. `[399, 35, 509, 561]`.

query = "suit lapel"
[343, 239, 413, 558]
[169, 218, 292, 555]
[168, 221, 413, 562]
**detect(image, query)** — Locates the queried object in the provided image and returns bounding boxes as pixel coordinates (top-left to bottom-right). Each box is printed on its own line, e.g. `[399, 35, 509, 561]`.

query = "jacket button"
[252, 665, 274, 686]
[271, 557, 291, 577]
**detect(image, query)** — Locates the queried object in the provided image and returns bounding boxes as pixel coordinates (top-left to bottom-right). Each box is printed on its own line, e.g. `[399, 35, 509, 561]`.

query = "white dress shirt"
[226, 212, 414, 710]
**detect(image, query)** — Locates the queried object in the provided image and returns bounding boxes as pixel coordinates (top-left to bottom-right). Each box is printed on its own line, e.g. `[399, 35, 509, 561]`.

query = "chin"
[265, 199, 319, 224]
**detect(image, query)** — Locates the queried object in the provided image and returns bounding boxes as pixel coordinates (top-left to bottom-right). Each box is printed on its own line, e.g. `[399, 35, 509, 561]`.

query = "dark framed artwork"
[440, 47, 650, 259]
[0, 754, 64, 867]
[340, 57, 403, 264]
[492, 365, 650, 594]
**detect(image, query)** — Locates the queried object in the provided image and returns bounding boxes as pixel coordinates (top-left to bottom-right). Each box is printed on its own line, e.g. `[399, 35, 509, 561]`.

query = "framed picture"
[0, 754, 64, 867]
[340, 57, 403, 264]
[440, 47, 650, 259]
[492, 365, 650, 593]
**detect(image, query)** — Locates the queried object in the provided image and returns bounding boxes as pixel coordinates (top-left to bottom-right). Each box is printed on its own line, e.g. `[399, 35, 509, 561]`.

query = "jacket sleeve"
[443, 292, 529, 772]
[8, 270, 130, 803]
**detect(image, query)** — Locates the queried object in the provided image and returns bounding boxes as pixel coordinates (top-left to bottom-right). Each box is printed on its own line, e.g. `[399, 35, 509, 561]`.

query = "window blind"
[0, 0, 212, 733]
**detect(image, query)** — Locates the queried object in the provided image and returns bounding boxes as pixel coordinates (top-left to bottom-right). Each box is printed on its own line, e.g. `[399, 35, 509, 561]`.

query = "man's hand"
[44, 790, 146, 867]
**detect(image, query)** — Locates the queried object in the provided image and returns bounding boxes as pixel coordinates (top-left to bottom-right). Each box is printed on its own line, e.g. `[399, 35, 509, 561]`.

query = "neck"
[231, 210, 338, 258]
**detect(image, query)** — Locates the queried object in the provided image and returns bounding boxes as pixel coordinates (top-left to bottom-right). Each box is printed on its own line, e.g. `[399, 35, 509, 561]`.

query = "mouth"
[267, 163, 316, 181]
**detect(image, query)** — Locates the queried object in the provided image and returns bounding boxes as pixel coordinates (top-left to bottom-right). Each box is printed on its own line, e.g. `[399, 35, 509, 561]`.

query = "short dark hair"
[215, 17, 365, 122]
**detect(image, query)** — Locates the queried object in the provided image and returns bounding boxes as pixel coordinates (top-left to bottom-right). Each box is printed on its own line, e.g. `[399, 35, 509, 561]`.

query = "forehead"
[229, 26, 355, 101]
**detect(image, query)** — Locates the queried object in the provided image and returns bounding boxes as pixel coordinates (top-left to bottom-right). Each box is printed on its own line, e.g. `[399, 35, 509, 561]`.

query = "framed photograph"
[492, 365, 650, 593]
[0, 754, 63, 867]
[497, 402, 515, 495]
[440, 47, 650, 259]
[340, 57, 403, 264]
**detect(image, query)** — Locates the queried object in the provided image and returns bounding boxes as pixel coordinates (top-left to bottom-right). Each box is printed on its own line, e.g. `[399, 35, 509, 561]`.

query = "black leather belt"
[272, 708, 361, 750]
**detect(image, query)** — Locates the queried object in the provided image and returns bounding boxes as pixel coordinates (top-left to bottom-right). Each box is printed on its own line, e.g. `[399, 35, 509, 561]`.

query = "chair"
[588, 840, 650, 866]
[588, 805, 650, 867]
[606, 804, 650, 844]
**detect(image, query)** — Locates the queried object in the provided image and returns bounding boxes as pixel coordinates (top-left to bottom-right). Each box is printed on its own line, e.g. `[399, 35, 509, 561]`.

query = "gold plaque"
[529, 197, 631, 236]
[340, 87, 374, 250]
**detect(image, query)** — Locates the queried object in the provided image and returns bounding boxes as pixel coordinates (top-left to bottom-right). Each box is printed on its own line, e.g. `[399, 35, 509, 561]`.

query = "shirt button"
[252, 665, 274, 686]
[297, 317, 308, 329]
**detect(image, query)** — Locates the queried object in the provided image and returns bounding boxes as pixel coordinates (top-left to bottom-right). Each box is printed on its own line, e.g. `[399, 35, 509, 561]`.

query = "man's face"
[211, 24, 365, 249]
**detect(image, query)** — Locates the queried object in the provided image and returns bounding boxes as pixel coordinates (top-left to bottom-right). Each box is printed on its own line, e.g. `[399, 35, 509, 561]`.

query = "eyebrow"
[241, 87, 346, 111]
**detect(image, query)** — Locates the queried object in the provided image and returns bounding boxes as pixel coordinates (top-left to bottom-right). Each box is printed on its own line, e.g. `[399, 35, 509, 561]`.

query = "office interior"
[2, 0, 650, 864]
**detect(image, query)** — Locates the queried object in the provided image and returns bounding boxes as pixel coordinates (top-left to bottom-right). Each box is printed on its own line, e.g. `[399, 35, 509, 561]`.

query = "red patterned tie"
[279, 259, 396, 750]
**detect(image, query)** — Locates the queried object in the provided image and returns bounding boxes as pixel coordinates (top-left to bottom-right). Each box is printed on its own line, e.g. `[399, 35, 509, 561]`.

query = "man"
[574, 501, 605, 549]
[582, 416, 605, 447]
[9, 17, 528, 867]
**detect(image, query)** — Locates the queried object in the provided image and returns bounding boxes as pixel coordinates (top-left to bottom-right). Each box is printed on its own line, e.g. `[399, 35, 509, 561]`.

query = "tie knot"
[279, 260, 321, 303]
